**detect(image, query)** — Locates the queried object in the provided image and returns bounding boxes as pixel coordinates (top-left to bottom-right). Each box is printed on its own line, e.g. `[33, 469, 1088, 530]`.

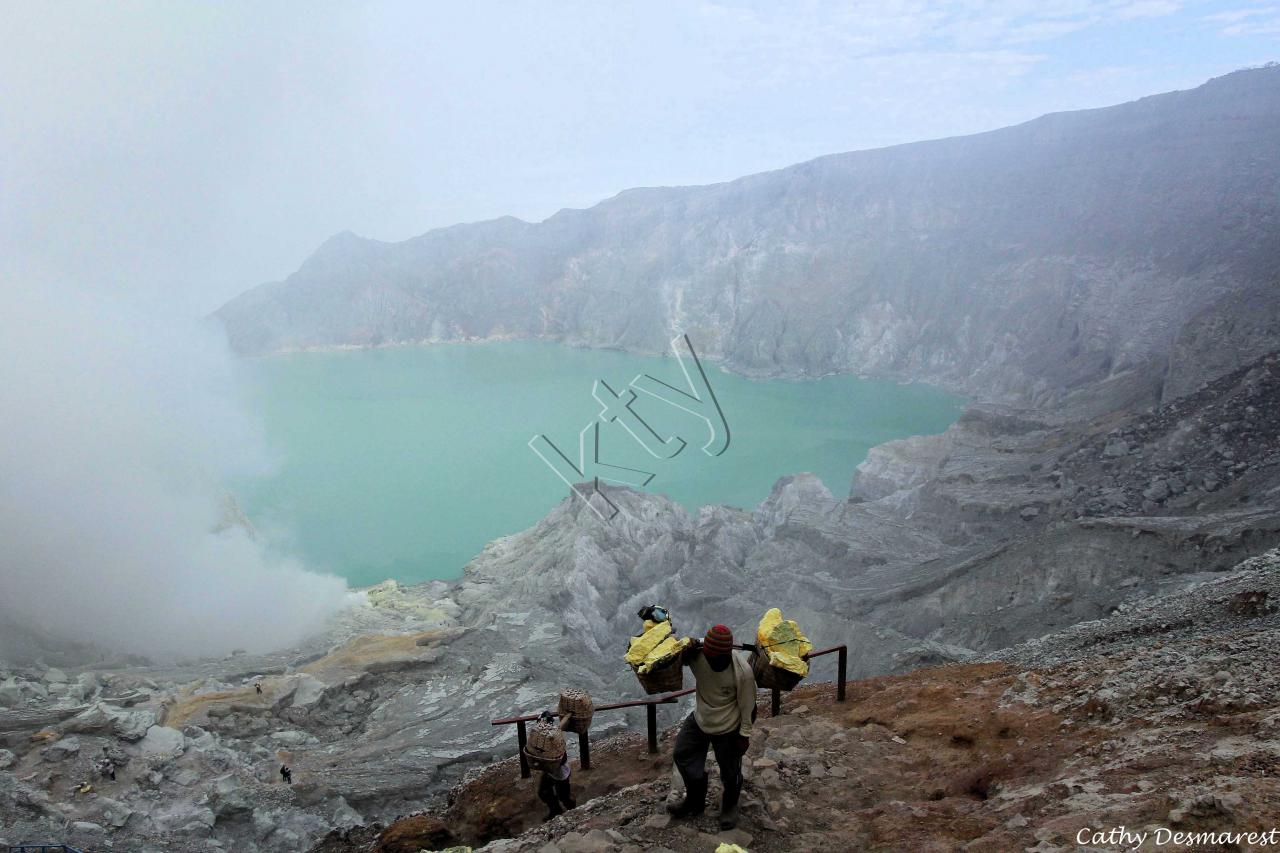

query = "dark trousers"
[537, 774, 574, 815]
[673, 713, 742, 811]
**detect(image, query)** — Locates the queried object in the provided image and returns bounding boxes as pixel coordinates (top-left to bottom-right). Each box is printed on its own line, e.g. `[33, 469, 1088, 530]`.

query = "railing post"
[516, 719, 530, 779]
[647, 703, 658, 754]
[578, 730, 591, 770]
[771, 686, 780, 717]
[837, 646, 847, 702]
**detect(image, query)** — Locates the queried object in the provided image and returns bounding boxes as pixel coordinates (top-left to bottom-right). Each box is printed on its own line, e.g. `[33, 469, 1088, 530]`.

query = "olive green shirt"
[688, 650, 755, 738]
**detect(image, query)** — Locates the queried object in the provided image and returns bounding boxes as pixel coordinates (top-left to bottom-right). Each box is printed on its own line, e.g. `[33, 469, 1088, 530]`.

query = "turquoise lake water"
[233, 341, 964, 587]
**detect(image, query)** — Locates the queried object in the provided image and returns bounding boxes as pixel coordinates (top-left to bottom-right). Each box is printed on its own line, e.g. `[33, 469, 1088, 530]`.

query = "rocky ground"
[323, 548, 1280, 853]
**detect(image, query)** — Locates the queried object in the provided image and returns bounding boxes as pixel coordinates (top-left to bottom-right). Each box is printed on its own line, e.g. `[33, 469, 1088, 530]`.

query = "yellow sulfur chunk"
[757, 608, 812, 677]
[625, 620, 672, 665]
[636, 635, 692, 674]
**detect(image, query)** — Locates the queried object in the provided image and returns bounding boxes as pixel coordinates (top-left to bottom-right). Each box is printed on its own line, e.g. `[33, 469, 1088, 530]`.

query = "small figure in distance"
[280, 764, 293, 785]
[535, 710, 576, 822]
[98, 746, 116, 782]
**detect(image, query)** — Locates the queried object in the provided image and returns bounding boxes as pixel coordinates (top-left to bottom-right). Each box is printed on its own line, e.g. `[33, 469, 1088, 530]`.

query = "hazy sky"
[3, 1, 1278, 315]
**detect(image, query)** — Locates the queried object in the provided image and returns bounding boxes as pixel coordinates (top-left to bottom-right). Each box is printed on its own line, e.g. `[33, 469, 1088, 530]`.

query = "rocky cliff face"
[460, 349, 1280, 676]
[217, 67, 1280, 403]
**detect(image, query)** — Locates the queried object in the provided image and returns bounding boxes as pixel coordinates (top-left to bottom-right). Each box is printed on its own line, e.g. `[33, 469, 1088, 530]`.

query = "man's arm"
[681, 639, 703, 667]
[735, 655, 755, 740]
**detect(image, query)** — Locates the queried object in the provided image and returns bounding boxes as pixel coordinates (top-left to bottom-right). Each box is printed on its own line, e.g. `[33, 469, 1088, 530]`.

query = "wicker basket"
[633, 659, 683, 695]
[557, 689, 594, 733]
[524, 722, 566, 774]
[750, 649, 805, 691]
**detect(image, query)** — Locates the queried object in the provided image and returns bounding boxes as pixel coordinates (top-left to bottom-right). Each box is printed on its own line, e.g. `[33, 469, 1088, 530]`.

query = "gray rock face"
[138, 725, 185, 756]
[41, 736, 79, 762]
[217, 67, 1280, 404]
[63, 701, 155, 741]
[995, 547, 1280, 671]
[1164, 283, 1280, 401]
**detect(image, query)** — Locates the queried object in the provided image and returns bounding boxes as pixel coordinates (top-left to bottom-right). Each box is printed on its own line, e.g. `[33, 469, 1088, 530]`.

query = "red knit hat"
[703, 624, 733, 657]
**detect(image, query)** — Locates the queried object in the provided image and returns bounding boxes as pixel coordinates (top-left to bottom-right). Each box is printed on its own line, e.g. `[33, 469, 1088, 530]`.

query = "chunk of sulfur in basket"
[757, 607, 813, 677]
[625, 620, 673, 666]
[637, 635, 692, 674]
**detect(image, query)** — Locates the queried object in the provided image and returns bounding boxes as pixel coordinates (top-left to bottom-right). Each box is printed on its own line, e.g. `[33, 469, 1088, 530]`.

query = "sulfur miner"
[667, 624, 755, 830]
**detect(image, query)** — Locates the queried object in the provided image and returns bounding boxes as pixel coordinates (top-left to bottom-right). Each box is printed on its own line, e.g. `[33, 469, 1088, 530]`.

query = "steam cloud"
[0, 284, 351, 660]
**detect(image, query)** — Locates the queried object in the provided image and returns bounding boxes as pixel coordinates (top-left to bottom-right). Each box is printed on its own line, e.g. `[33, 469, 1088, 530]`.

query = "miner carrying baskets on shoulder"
[667, 623, 755, 830]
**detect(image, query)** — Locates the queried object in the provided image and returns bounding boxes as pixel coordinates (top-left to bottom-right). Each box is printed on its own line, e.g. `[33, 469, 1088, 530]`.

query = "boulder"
[0, 748, 15, 769]
[64, 674, 96, 703]
[558, 830, 615, 853]
[331, 796, 363, 828]
[172, 768, 200, 786]
[64, 702, 156, 742]
[210, 773, 253, 817]
[93, 795, 133, 828]
[252, 807, 278, 840]
[0, 678, 28, 706]
[151, 802, 216, 834]
[290, 674, 327, 711]
[271, 673, 327, 715]
[184, 726, 219, 752]
[1103, 439, 1129, 458]
[376, 815, 457, 853]
[139, 725, 185, 756]
[270, 729, 318, 747]
[69, 821, 106, 838]
[42, 736, 80, 762]
[1143, 479, 1171, 502]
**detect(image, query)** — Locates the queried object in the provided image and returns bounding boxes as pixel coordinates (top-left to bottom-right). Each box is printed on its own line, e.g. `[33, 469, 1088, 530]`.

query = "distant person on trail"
[280, 764, 292, 785]
[97, 747, 117, 778]
[537, 751, 576, 822]
[255, 682, 263, 695]
[667, 624, 755, 830]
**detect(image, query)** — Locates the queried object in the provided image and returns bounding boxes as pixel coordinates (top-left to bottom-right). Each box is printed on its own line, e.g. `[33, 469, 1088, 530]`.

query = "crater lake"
[233, 341, 964, 587]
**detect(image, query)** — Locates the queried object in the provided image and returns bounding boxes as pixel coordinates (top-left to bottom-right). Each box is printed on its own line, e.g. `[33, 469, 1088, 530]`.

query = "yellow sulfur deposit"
[637, 635, 691, 674]
[626, 620, 692, 673]
[757, 608, 812, 676]
[716, 844, 750, 853]
[626, 620, 672, 665]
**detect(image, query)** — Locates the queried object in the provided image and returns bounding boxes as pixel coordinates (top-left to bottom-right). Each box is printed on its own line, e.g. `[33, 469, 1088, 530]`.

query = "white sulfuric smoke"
[0, 283, 351, 659]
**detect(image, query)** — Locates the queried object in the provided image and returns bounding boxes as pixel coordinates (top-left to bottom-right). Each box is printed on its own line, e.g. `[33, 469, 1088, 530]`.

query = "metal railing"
[775, 644, 847, 714]
[492, 642, 846, 778]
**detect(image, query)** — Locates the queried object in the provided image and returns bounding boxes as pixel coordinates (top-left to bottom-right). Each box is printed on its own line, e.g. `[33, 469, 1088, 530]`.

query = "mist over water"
[0, 285, 350, 660]
[234, 342, 965, 587]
